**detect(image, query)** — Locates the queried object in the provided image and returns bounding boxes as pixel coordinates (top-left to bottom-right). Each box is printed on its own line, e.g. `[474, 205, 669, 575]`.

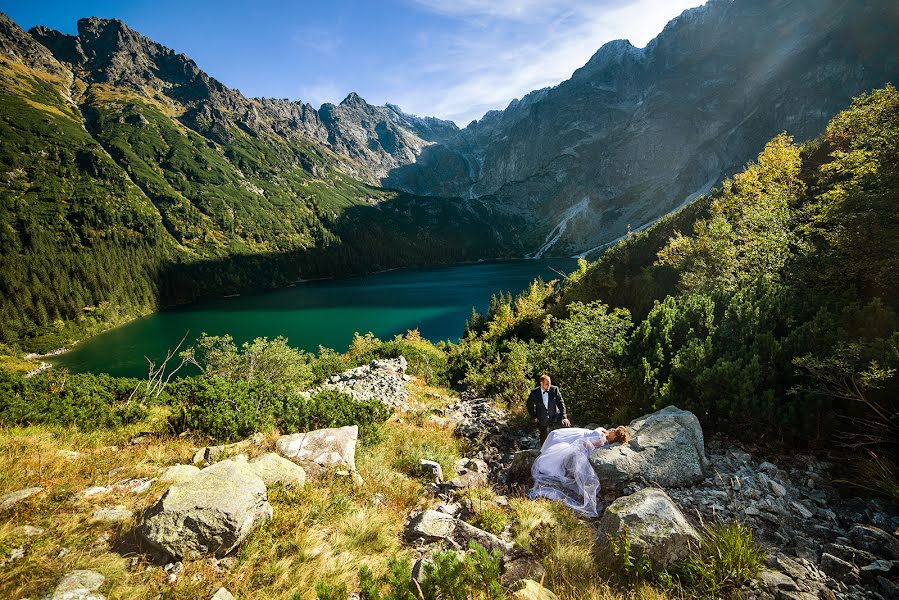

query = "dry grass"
[0, 382, 462, 599]
[509, 498, 675, 600]
[0, 377, 679, 599]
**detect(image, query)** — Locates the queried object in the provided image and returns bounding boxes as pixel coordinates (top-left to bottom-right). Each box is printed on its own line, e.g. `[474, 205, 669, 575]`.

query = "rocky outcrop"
[507, 450, 540, 489]
[589, 406, 707, 493]
[385, 0, 899, 257]
[596, 488, 699, 573]
[315, 357, 409, 410]
[138, 459, 272, 559]
[275, 425, 359, 473]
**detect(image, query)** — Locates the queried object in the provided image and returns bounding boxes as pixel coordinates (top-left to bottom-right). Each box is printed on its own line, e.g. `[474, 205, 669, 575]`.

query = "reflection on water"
[53, 259, 577, 378]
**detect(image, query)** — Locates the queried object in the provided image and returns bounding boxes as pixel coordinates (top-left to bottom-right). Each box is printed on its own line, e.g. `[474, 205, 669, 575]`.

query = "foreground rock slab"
[275, 425, 358, 472]
[589, 405, 707, 493]
[138, 459, 272, 559]
[511, 579, 559, 600]
[596, 488, 699, 573]
[0, 486, 42, 511]
[51, 569, 105, 600]
[248, 452, 306, 488]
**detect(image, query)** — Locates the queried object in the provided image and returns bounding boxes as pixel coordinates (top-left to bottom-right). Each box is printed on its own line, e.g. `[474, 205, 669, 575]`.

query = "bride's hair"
[609, 426, 630, 444]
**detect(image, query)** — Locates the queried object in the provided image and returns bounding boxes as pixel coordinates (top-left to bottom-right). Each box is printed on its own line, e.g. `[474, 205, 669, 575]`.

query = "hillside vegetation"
[455, 86, 899, 463]
[0, 15, 516, 353]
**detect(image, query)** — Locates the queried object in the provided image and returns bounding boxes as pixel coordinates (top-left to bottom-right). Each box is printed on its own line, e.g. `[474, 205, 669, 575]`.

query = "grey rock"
[849, 524, 899, 560]
[596, 488, 700, 572]
[419, 459, 443, 483]
[510, 579, 559, 600]
[759, 569, 800, 592]
[507, 449, 540, 488]
[0, 486, 43, 511]
[275, 425, 358, 472]
[454, 520, 513, 556]
[193, 432, 265, 466]
[315, 357, 409, 410]
[501, 555, 546, 586]
[248, 453, 306, 488]
[210, 588, 235, 600]
[90, 505, 132, 523]
[138, 459, 272, 559]
[404, 510, 456, 543]
[820, 552, 858, 582]
[159, 464, 201, 484]
[589, 406, 707, 493]
[51, 569, 105, 600]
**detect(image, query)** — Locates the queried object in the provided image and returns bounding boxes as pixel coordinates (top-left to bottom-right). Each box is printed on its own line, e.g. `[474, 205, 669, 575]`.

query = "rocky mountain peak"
[0, 12, 70, 81]
[339, 91, 368, 108]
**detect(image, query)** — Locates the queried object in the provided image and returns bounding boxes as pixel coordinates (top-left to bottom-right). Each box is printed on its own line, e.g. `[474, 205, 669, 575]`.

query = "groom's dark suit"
[527, 384, 567, 443]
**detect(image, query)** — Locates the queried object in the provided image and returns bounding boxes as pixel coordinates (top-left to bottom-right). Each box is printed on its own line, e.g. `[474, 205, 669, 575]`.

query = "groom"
[527, 374, 570, 444]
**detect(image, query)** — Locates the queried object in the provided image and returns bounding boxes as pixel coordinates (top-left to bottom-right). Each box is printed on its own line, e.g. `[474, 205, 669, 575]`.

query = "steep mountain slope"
[0, 14, 517, 351]
[383, 0, 899, 256]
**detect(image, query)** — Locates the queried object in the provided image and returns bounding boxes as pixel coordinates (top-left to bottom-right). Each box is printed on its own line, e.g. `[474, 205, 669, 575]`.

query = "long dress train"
[527, 427, 607, 518]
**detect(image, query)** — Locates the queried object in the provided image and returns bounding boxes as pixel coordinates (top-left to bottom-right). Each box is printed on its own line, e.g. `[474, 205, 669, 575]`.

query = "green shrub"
[280, 388, 391, 443]
[315, 542, 504, 600]
[167, 376, 278, 442]
[0, 370, 147, 429]
[468, 508, 507, 537]
[604, 529, 653, 583]
[664, 521, 767, 598]
[183, 333, 315, 392]
[531, 301, 633, 422]
[168, 377, 391, 443]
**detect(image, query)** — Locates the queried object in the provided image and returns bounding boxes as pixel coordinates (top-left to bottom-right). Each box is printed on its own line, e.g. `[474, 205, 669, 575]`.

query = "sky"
[3, 0, 703, 125]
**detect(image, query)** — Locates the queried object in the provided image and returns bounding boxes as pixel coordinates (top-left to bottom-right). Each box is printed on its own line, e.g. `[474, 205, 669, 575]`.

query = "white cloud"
[300, 80, 342, 108]
[395, 0, 704, 124]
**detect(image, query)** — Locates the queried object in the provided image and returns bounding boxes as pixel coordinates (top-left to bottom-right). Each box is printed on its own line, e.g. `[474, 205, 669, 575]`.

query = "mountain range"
[1, 0, 898, 350]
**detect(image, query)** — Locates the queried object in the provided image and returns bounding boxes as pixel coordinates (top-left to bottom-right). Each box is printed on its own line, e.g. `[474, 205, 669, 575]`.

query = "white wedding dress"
[527, 427, 608, 518]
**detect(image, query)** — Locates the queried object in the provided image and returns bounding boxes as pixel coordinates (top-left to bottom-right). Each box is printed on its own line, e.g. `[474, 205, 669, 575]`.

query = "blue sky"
[3, 0, 702, 125]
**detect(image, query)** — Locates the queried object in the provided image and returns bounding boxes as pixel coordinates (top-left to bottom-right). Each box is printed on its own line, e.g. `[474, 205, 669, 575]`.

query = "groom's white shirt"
[541, 388, 549, 410]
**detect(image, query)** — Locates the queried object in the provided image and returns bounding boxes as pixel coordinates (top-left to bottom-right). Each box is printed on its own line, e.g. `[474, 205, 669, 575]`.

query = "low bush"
[315, 542, 504, 600]
[167, 376, 391, 442]
[0, 370, 147, 429]
[664, 521, 766, 598]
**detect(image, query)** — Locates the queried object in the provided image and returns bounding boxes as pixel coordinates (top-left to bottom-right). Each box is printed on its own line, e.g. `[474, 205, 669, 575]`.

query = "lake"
[52, 258, 578, 377]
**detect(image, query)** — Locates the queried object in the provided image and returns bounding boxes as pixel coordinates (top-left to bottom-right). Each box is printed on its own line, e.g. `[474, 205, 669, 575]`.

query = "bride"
[527, 425, 630, 518]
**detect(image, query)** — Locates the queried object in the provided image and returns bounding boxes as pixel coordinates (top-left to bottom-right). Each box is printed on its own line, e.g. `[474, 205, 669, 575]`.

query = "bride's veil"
[527, 427, 603, 517]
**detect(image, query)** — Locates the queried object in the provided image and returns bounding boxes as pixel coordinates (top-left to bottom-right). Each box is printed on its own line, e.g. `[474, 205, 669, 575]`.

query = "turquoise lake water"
[52, 258, 577, 377]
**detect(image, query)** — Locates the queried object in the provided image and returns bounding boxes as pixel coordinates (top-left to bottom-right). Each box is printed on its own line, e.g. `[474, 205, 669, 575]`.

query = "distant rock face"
[588, 405, 707, 493]
[275, 425, 359, 472]
[383, 0, 899, 256]
[596, 488, 700, 573]
[138, 459, 272, 559]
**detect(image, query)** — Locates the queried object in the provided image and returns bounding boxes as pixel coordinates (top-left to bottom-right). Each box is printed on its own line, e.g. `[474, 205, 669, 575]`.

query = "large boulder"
[275, 425, 358, 473]
[248, 452, 306, 488]
[588, 406, 707, 493]
[446, 457, 489, 489]
[596, 488, 699, 573]
[138, 459, 272, 559]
